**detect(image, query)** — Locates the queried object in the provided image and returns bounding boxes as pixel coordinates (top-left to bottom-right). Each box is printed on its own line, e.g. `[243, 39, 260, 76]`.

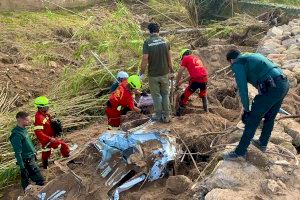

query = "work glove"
[242, 110, 251, 124]
[20, 168, 29, 180]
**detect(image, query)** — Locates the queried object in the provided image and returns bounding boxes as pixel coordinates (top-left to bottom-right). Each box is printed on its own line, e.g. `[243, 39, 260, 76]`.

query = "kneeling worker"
[176, 49, 208, 116]
[10, 111, 44, 190]
[34, 96, 70, 169]
[223, 49, 289, 160]
[106, 75, 145, 129]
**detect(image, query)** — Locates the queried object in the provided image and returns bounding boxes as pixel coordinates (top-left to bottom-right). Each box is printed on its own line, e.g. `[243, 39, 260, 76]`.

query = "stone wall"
[0, 0, 101, 11]
[238, 0, 300, 18]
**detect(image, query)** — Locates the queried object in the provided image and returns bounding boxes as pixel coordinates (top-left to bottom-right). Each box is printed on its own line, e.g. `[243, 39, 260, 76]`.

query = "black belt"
[272, 74, 287, 82]
[257, 74, 286, 95]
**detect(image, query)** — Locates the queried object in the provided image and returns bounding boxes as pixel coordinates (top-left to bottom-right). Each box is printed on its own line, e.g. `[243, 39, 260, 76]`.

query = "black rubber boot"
[176, 105, 185, 116]
[202, 96, 208, 112]
[42, 159, 48, 169]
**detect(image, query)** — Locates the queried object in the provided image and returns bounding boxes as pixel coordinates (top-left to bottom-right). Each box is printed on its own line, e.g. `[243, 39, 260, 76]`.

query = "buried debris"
[94, 128, 180, 200]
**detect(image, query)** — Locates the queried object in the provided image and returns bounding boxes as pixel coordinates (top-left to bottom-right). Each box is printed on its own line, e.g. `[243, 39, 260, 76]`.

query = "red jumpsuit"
[34, 111, 70, 161]
[106, 80, 135, 127]
[179, 55, 208, 106]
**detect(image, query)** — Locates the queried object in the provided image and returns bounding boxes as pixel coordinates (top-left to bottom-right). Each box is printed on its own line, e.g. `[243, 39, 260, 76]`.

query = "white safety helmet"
[117, 71, 129, 80]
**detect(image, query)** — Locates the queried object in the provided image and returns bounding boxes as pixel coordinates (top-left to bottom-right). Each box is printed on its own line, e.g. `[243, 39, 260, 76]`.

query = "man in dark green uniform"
[223, 50, 289, 160]
[140, 22, 174, 123]
[10, 111, 44, 190]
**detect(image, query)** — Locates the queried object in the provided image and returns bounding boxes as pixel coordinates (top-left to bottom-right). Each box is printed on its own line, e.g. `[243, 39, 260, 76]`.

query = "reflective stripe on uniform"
[34, 126, 44, 130]
[41, 148, 51, 152]
[42, 116, 49, 125]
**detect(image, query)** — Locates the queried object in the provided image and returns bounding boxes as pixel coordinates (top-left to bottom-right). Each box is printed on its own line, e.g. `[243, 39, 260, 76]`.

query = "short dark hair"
[148, 22, 160, 34]
[16, 111, 29, 119]
[226, 49, 241, 61]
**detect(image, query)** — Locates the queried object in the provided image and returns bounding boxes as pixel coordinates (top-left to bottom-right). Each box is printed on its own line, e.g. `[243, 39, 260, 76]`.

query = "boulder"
[204, 160, 263, 190]
[282, 62, 300, 70]
[17, 64, 32, 72]
[204, 189, 255, 200]
[269, 165, 288, 181]
[291, 26, 300, 35]
[267, 27, 283, 37]
[283, 69, 297, 87]
[166, 175, 192, 195]
[279, 119, 300, 147]
[261, 179, 286, 195]
[282, 38, 298, 47]
[279, 142, 298, 155]
[246, 147, 270, 168]
[293, 67, 300, 82]
[267, 54, 286, 61]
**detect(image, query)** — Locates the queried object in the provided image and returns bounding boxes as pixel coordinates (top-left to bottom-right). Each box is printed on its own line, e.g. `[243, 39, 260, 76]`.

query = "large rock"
[246, 147, 270, 168]
[267, 27, 283, 37]
[204, 189, 256, 200]
[283, 69, 297, 87]
[293, 67, 300, 83]
[279, 142, 298, 155]
[204, 161, 263, 190]
[166, 175, 192, 195]
[291, 26, 300, 35]
[261, 179, 286, 195]
[282, 38, 298, 47]
[269, 165, 288, 181]
[279, 119, 300, 147]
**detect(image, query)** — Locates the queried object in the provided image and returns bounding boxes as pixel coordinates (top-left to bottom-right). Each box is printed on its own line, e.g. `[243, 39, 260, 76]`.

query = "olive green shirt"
[143, 34, 170, 77]
[10, 126, 36, 169]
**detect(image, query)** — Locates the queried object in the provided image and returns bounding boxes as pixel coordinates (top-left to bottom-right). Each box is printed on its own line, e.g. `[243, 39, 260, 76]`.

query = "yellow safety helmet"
[179, 48, 191, 60]
[34, 96, 49, 108]
[128, 75, 142, 89]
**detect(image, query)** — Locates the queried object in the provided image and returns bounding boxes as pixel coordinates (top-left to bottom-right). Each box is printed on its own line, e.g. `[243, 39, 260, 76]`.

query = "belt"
[272, 74, 287, 82]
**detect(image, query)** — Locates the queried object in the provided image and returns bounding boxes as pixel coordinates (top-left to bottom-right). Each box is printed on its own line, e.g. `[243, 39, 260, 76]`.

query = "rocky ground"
[13, 18, 300, 199]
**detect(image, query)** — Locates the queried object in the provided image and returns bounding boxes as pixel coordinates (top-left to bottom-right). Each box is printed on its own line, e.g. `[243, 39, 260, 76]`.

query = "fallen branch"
[277, 115, 300, 121]
[172, 129, 201, 175]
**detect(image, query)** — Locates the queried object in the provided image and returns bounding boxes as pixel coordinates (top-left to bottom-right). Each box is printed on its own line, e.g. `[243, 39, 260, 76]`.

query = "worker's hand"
[242, 110, 251, 124]
[20, 168, 29, 179]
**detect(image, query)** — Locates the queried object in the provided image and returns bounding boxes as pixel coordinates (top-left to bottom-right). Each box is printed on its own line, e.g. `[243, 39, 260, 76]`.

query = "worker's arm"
[10, 134, 25, 169]
[34, 117, 54, 144]
[140, 54, 148, 75]
[132, 106, 142, 113]
[176, 68, 184, 86]
[232, 63, 250, 111]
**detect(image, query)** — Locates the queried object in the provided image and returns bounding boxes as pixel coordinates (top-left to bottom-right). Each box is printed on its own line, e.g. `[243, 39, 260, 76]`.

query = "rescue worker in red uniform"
[176, 49, 209, 116]
[33, 96, 70, 169]
[106, 75, 144, 129]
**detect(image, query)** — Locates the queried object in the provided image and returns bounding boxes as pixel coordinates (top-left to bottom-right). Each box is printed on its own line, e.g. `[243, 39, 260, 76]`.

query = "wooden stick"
[172, 129, 201, 175]
[277, 115, 300, 120]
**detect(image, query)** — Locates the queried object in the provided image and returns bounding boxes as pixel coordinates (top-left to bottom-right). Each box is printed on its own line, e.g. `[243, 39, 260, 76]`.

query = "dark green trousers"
[235, 78, 289, 156]
[21, 158, 44, 190]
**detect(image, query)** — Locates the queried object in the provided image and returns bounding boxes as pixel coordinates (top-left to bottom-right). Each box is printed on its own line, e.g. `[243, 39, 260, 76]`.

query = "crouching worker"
[223, 50, 289, 160]
[34, 96, 70, 169]
[106, 75, 146, 129]
[176, 49, 208, 116]
[10, 112, 44, 190]
[110, 71, 129, 93]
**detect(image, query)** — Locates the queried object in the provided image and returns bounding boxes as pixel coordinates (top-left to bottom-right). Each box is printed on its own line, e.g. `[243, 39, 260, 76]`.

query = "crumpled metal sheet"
[95, 128, 179, 199]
